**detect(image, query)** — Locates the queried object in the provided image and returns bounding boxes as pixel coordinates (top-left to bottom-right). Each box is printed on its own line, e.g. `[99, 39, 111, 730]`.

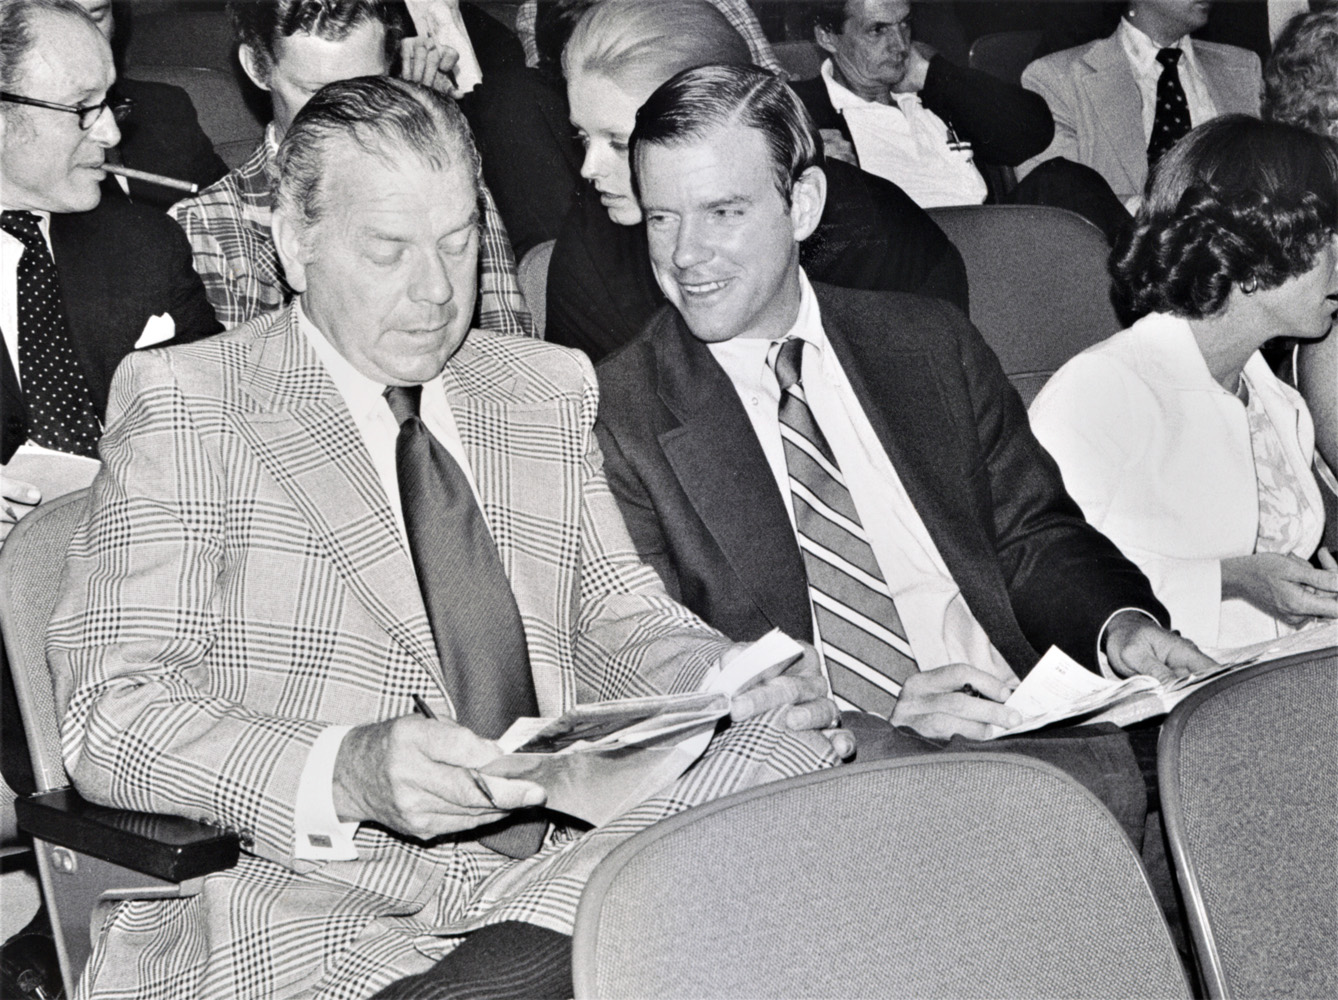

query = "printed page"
[488, 630, 805, 824]
[990, 646, 1159, 738]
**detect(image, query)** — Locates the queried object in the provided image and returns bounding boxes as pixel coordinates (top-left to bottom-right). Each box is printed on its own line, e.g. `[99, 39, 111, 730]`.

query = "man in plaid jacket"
[169, 0, 533, 337]
[50, 76, 842, 1000]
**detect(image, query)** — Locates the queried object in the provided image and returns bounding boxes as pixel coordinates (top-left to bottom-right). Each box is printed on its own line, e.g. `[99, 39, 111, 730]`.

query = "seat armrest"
[16, 788, 240, 882]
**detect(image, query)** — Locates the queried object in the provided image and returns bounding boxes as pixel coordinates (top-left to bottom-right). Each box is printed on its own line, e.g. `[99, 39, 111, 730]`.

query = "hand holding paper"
[333, 714, 545, 840]
[713, 632, 853, 759]
[1103, 609, 1215, 682]
[889, 663, 1021, 740]
[485, 629, 836, 824]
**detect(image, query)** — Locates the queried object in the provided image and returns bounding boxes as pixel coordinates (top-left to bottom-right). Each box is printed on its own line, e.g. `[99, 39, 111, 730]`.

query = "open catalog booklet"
[990, 621, 1338, 739]
[480, 630, 805, 826]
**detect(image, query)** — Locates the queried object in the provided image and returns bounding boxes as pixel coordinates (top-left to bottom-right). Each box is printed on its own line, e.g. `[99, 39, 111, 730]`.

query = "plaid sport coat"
[49, 305, 836, 999]
[168, 126, 534, 337]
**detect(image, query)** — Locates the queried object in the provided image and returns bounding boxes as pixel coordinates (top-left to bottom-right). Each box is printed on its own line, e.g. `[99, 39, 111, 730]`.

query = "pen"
[104, 163, 199, 194]
[1, 499, 18, 521]
[411, 694, 499, 808]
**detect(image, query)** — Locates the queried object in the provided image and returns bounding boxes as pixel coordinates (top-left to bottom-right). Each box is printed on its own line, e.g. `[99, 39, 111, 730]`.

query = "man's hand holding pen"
[332, 704, 546, 842]
[889, 663, 1021, 741]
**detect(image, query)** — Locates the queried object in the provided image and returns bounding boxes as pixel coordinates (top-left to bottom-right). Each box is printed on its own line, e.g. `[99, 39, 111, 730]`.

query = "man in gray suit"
[1020, 0, 1261, 209]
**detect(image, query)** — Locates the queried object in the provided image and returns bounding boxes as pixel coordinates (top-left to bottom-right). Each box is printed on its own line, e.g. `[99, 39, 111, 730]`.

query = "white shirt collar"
[708, 270, 827, 369]
[1118, 15, 1201, 77]
[820, 58, 916, 114]
[295, 295, 402, 424]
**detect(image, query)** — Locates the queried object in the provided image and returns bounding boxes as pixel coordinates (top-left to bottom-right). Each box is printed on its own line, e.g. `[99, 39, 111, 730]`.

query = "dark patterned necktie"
[384, 385, 544, 859]
[1, 210, 101, 457]
[769, 338, 917, 718]
[1147, 48, 1191, 169]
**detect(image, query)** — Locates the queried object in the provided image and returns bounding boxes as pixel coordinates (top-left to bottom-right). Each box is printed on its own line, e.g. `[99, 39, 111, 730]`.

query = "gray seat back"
[1159, 650, 1338, 999]
[574, 753, 1191, 999]
[0, 490, 91, 795]
[928, 204, 1121, 405]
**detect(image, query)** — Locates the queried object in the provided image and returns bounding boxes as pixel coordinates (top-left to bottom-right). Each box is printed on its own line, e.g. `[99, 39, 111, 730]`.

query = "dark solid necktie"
[769, 338, 917, 718]
[1, 210, 101, 458]
[1147, 48, 1191, 170]
[384, 384, 545, 859]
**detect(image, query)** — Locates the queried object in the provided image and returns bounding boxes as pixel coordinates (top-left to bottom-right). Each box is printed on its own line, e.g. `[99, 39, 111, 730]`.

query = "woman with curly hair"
[1264, 7, 1338, 531]
[1029, 115, 1338, 649]
[1264, 6, 1338, 141]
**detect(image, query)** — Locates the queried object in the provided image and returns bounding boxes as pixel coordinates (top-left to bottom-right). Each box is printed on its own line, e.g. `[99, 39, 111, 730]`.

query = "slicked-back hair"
[562, 0, 750, 97]
[1111, 114, 1338, 322]
[1264, 8, 1338, 140]
[229, 0, 405, 77]
[629, 63, 824, 207]
[274, 75, 479, 242]
[0, 0, 97, 92]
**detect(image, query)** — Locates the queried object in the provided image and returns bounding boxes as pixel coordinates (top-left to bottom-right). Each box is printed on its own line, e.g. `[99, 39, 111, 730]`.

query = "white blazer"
[1029, 313, 1321, 649]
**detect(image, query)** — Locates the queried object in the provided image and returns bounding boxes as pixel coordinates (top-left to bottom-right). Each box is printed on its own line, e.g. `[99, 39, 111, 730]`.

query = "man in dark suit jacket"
[80, 0, 229, 207]
[1, 190, 223, 465]
[596, 64, 1213, 753]
[1, 0, 220, 477]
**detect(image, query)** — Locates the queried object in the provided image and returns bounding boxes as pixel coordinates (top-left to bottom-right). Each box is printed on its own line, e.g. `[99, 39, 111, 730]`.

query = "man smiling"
[595, 65, 1214, 833]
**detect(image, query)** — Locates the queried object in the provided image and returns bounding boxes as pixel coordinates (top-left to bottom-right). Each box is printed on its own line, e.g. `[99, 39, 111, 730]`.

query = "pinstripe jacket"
[48, 304, 836, 999]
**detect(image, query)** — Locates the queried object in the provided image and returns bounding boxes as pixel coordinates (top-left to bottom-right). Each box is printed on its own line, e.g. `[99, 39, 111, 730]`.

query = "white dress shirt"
[291, 298, 487, 861]
[0, 209, 54, 387]
[820, 59, 988, 209]
[708, 273, 1016, 701]
[1117, 18, 1218, 147]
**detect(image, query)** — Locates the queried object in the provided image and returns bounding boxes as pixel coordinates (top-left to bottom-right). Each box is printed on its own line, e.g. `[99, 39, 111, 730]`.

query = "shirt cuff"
[1096, 607, 1159, 678]
[293, 725, 360, 861]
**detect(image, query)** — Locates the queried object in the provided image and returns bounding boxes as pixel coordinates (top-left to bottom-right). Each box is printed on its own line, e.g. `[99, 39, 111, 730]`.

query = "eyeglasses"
[0, 92, 133, 130]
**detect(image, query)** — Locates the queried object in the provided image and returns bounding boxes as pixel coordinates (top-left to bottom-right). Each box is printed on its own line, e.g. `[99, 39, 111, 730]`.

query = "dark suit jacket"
[594, 282, 1166, 675]
[462, 66, 583, 258]
[1, 190, 222, 461]
[547, 159, 969, 363]
[791, 55, 1055, 168]
[112, 77, 229, 210]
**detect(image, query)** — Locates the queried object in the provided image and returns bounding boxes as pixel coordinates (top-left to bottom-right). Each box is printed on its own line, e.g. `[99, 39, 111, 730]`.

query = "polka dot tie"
[1, 210, 101, 458]
[1147, 48, 1191, 171]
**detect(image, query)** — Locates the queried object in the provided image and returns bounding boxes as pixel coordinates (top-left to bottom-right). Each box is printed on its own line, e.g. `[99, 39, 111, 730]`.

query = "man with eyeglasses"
[0, 0, 220, 518]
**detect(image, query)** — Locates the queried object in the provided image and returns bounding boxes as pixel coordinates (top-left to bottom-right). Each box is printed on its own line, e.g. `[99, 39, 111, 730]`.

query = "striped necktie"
[769, 337, 917, 717]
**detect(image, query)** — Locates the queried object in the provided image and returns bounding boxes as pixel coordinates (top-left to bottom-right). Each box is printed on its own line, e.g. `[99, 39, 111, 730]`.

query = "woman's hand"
[1221, 552, 1338, 624]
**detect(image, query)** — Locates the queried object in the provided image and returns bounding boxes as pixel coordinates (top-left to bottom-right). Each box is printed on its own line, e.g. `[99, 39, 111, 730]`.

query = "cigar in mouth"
[104, 163, 200, 194]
